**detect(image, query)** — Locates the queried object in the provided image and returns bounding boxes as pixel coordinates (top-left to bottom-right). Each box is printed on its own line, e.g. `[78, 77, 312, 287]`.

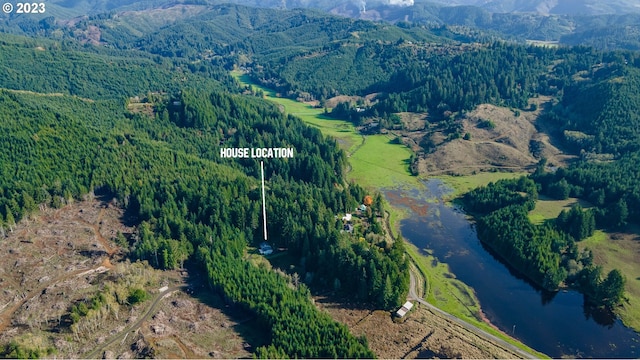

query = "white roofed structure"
[395, 301, 414, 318]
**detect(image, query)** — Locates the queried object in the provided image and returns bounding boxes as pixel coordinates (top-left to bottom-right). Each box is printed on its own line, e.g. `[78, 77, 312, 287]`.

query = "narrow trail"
[173, 335, 197, 358]
[346, 134, 366, 158]
[424, 164, 534, 176]
[79, 208, 116, 256]
[83, 285, 187, 359]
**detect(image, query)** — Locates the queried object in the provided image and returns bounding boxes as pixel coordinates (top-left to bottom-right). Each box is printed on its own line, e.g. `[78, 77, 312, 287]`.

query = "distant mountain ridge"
[428, 0, 640, 15]
[2, 0, 640, 50]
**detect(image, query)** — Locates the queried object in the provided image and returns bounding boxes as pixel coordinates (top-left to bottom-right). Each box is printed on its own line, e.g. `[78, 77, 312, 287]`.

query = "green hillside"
[0, 34, 229, 99]
[0, 29, 412, 357]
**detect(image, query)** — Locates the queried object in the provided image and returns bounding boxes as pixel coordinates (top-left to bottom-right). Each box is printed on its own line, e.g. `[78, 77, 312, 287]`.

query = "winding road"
[407, 271, 538, 359]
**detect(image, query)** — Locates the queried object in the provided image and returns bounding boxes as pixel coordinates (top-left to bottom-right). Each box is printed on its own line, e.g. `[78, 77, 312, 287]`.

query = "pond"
[387, 179, 640, 358]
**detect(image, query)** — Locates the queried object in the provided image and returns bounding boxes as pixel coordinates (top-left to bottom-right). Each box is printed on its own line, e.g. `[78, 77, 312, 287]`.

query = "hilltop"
[414, 99, 573, 175]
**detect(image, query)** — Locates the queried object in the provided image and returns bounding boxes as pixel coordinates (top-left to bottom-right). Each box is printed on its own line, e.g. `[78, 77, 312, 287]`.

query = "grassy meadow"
[435, 172, 527, 201]
[348, 134, 416, 189]
[579, 227, 640, 331]
[232, 71, 363, 154]
[232, 70, 417, 189]
[528, 195, 593, 224]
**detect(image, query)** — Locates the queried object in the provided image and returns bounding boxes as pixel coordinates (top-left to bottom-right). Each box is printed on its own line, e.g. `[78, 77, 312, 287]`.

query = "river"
[387, 179, 640, 358]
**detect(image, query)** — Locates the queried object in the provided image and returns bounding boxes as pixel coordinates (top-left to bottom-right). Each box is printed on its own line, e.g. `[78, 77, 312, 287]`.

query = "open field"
[232, 71, 363, 154]
[435, 172, 527, 200]
[418, 99, 573, 176]
[349, 134, 417, 189]
[233, 70, 419, 190]
[525, 40, 560, 48]
[528, 195, 593, 224]
[0, 199, 258, 358]
[580, 227, 640, 331]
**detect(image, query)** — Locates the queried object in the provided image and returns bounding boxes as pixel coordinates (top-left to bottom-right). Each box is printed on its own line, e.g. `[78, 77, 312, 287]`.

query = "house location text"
[220, 147, 295, 159]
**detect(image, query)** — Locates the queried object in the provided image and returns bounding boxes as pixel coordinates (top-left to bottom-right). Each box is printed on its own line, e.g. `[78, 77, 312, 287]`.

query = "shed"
[395, 301, 414, 318]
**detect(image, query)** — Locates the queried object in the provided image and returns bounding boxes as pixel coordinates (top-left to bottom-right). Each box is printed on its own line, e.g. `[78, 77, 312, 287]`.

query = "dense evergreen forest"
[0, 28, 415, 356]
[0, 88, 383, 357]
[0, 33, 235, 99]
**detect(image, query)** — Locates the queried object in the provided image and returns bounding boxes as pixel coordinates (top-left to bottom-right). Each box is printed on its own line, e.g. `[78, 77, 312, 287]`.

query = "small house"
[342, 213, 352, 222]
[259, 242, 273, 255]
[395, 301, 414, 318]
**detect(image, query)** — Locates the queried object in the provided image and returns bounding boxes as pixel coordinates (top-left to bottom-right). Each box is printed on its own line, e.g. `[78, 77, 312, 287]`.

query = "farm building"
[396, 301, 414, 318]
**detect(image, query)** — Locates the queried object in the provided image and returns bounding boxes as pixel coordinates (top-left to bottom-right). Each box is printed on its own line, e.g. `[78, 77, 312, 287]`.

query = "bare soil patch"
[315, 297, 524, 359]
[138, 292, 254, 359]
[0, 199, 258, 358]
[398, 112, 428, 131]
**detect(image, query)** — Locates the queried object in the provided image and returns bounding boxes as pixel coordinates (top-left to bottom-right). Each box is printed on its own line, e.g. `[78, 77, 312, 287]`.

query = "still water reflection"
[387, 179, 640, 358]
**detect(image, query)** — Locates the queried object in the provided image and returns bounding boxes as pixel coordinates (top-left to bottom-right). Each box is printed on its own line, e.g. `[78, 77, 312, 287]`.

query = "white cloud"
[388, 0, 414, 6]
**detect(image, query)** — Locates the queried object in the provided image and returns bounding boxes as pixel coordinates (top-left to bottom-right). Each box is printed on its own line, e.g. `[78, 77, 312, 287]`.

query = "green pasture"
[232, 70, 362, 154]
[580, 227, 640, 332]
[528, 195, 593, 224]
[349, 134, 417, 189]
[434, 172, 527, 200]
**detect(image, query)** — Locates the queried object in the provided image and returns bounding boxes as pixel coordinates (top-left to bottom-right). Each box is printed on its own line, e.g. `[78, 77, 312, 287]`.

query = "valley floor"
[232, 72, 545, 357]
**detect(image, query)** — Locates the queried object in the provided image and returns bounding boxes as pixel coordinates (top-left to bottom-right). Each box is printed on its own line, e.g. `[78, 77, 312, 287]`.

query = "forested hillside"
[4, 0, 640, 53]
[533, 64, 640, 228]
[0, 29, 412, 356]
[3, 0, 640, 354]
[0, 88, 380, 358]
[460, 49, 640, 311]
[0, 34, 233, 99]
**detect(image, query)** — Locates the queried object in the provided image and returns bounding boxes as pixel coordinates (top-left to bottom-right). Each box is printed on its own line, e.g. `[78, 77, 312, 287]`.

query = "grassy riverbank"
[579, 227, 640, 331]
[232, 71, 542, 357]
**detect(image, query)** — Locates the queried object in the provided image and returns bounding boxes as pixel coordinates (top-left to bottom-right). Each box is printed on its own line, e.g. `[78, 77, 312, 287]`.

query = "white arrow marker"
[261, 161, 268, 241]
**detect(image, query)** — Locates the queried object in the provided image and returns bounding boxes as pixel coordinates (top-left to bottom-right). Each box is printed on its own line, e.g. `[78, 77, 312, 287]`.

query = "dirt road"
[407, 271, 537, 359]
[83, 285, 187, 359]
